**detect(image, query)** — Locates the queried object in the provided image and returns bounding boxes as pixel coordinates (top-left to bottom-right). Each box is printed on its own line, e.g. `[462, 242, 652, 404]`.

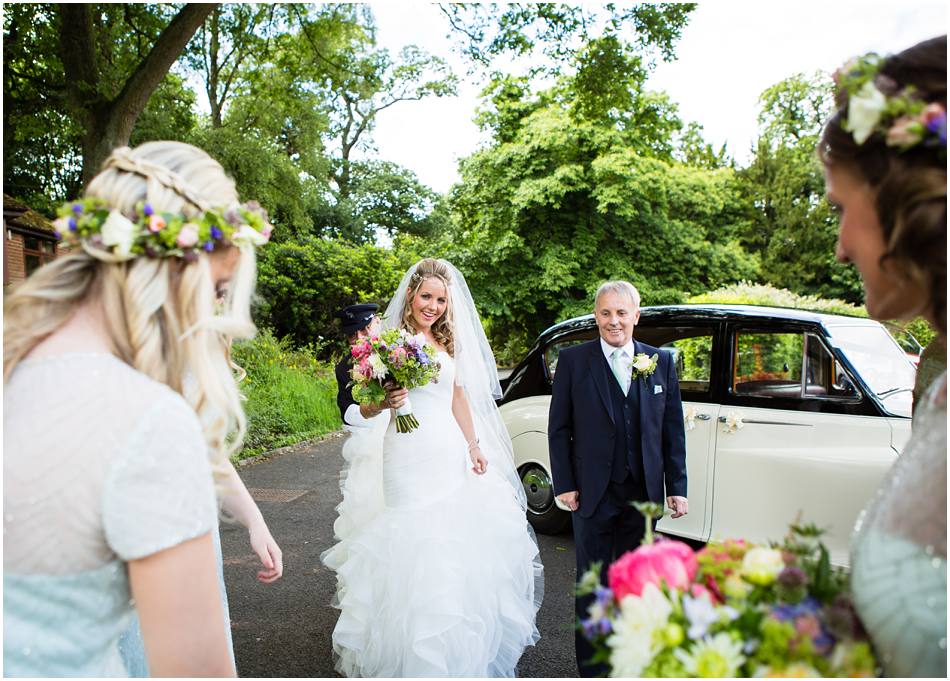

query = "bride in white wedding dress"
[322, 258, 543, 678]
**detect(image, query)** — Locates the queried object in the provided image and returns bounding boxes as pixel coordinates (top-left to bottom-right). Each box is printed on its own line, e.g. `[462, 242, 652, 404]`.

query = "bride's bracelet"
[467, 438, 480, 452]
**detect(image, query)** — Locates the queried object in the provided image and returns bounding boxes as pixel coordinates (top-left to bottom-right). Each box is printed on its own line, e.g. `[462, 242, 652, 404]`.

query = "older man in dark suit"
[547, 280, 688, 677]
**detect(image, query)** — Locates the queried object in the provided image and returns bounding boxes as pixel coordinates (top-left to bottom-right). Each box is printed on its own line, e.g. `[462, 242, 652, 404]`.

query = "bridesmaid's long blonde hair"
[3, 141, 260, 477]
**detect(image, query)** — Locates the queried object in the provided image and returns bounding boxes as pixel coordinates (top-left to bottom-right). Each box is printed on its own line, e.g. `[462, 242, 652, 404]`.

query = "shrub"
[690, 282, 937, 348]
[232, 328, 341, 459]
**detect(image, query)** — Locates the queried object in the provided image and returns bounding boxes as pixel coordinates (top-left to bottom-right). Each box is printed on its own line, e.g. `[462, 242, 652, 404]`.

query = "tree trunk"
[208, 7, 223, 128]
[59, 3, 217, 186]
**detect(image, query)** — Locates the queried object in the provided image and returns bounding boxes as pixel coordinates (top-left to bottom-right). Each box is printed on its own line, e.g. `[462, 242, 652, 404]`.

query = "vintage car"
[498, 304, 916, 565]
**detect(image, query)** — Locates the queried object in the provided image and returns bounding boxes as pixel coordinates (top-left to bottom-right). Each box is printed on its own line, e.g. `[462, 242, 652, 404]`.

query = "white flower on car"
[607, 583, 672, 678]
[683, 405, 697, 432]
[368, 354, 388, 380]
[722, 410, 744, 434]
[100, 211, 138, 259]
[844, 80, 887, 144]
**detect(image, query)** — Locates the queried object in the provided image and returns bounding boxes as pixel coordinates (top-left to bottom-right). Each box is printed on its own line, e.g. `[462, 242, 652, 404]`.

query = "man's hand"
[557, 490, 579, 512]
[666, 495, 688, 519]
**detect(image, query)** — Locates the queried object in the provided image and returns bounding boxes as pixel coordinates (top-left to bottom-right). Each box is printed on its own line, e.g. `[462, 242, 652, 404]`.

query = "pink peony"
[608, 539, 699, 601]
[357, 357, 372, 378]
[351, 342, 371, 360]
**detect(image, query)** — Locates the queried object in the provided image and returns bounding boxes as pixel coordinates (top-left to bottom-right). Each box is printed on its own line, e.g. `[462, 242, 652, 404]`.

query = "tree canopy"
[3, 3, 903, 361]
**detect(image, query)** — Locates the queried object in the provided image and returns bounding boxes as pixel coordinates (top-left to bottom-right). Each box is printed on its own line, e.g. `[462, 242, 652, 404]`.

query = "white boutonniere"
[722, 410, 744, 434]
[631, 352, 659, 381]
[683, 405, 697, 432]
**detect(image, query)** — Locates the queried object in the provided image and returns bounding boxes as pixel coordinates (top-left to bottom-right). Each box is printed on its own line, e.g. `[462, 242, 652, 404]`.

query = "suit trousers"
[572, 475, 653, 678]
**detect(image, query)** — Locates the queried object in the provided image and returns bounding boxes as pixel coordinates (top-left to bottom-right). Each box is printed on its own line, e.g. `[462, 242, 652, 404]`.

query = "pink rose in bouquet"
[608, 539, 698, 601]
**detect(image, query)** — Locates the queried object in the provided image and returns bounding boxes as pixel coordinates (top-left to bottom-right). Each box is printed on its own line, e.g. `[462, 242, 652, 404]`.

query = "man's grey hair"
[594, 280, 641, 310]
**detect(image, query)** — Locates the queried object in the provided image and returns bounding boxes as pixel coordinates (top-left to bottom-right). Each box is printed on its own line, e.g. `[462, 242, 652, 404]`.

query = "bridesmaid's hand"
[470, 446, 488, 475]
[249, 520, 283, 584]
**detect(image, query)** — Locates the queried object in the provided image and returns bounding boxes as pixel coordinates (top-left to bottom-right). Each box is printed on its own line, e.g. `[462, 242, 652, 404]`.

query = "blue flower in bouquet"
[418, 350, 430, 365]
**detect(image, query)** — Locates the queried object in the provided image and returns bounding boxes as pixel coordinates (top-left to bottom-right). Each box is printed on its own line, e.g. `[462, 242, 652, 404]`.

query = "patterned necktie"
[610, 348, 628, 395]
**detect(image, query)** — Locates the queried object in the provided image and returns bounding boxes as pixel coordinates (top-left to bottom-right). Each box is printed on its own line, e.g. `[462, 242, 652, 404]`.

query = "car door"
[636, 323, 721, 545]
[710, 325, 896, 565]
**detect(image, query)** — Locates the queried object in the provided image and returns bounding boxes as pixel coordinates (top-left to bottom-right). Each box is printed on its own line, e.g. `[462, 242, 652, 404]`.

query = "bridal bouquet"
[577, 504, 878, 678]
[349, 329, 441, 433]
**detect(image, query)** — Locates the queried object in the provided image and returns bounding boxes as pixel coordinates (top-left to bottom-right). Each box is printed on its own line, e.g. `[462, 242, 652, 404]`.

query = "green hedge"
[688, 281, 937, 348]
[232, 328, 341, 460]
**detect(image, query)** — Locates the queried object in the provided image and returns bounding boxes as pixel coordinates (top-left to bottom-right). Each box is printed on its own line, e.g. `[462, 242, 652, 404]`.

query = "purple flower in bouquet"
[582, 586, 615, 638]
[771, 598, 834, 655]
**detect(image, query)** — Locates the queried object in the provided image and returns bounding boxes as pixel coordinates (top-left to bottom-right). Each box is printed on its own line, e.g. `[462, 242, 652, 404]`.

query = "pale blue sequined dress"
[850, 372, 947, 677]
[3, 354, 219, 677]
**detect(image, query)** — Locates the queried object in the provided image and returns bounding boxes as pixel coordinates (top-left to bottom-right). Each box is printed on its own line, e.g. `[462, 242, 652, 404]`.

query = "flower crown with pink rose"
[53, 197, 274, 262]
[834, 53, 946, 154]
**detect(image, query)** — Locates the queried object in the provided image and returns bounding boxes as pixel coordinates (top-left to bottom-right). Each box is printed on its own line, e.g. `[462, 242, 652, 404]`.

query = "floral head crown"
[834, 53, 947, 152]
[53, 197, 273, 261]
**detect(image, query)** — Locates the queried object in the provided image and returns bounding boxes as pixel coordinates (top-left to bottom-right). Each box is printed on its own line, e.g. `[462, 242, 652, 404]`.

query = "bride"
[322, 258, 543, 677]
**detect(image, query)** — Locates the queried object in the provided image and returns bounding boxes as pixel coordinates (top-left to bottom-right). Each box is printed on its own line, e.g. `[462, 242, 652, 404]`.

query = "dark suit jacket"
[547, 338, 687, 518]
[335, 358, 357, 424]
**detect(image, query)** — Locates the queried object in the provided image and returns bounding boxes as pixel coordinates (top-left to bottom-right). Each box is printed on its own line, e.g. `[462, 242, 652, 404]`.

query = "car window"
[733, 330, 860, 400]
[544, 332, 595, 380]
[636, 326, 715, 394]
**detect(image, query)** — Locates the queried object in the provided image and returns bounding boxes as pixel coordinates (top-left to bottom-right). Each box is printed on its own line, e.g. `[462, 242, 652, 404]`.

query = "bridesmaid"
[4, 141, 275, 676]
[820, 35, 946, 677]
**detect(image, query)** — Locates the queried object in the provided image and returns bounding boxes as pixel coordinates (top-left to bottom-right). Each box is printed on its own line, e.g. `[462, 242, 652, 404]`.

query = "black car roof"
[538, 304, 877, 342]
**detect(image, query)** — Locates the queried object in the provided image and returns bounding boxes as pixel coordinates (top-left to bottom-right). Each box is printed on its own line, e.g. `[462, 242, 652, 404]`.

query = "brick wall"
[4, 229, 26, 285]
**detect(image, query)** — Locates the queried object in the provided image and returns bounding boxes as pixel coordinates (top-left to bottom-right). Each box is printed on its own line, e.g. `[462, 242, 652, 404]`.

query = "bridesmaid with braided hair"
[3, 141, 278, 677]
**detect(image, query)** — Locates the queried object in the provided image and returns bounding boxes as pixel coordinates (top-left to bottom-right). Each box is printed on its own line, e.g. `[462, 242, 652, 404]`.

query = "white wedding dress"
[322, 351, 543, 677]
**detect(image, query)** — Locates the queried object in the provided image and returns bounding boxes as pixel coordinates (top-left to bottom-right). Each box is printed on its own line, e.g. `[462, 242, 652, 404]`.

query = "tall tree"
[737, 73, 862, 302]
[441, 3, 696, 75]
[185, 3, 281, 128]
[57, 3, 215, 184]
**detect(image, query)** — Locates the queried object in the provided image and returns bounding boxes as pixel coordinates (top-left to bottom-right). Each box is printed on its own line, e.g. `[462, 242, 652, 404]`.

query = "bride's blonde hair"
[400, 258, 455, 356]
[3, 141, 259, 478]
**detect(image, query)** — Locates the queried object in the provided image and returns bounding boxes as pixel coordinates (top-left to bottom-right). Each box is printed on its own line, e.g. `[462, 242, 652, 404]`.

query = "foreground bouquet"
[349, 329, 441, 433]
[577, 504, 878, 678]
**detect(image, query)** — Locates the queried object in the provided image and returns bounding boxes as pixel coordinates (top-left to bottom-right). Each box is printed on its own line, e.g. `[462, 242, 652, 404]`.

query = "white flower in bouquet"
[740, 547, 784, 586]
[607, 583, 672, 678]
[674, 632, 745, 677]
[368, 354, 388, 380]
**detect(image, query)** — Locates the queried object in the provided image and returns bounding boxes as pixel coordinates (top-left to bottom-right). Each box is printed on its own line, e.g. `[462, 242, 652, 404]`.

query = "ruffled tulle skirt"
[322, 424, 542, 677]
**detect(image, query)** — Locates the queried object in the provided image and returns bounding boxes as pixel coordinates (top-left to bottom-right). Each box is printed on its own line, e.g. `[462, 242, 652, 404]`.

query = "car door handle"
[695, 413, 711, 420]
[718, 416, 811, 427]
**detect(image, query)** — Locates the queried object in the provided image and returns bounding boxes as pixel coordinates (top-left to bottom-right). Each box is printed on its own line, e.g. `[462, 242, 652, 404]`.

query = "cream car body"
[499, 305, 915, 566]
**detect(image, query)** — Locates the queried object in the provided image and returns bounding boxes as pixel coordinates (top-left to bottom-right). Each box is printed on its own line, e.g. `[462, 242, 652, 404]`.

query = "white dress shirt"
[600, 337, 635, 394]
